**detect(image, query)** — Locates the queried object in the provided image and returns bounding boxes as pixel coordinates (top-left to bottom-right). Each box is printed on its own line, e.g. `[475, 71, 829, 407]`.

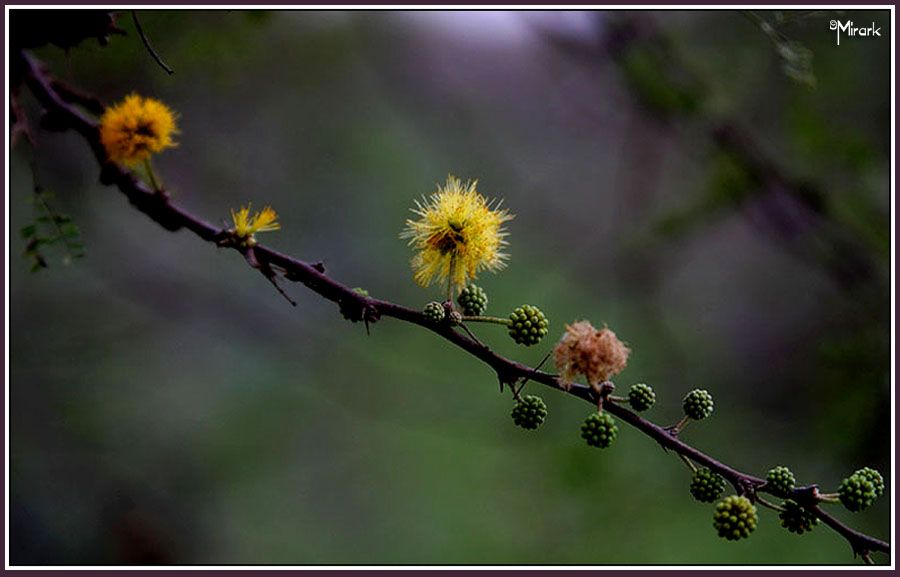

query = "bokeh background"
[9, 9, 892, 565]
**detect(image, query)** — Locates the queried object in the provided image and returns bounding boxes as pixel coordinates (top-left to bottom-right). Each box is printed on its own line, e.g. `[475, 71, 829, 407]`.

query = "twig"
[131, 10, 174, 75]
[755, 495, 785, 513]
[17, 49, 889, 562]
[677, 453, 697, 474]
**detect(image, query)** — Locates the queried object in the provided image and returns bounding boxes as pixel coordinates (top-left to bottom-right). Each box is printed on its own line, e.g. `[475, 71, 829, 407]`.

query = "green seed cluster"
[580, 412, 617, 448]
[713, 495, 758, 541]
[627, 383, 656, 412]
[457, 285, 488, 316]
[856, 467, 885, 498]
[690, 467, 726, 503]
[778, 500, 817, 535]
[508, 305, 549, 346]
[765, 466, 796, 496]
[839, 472, 879, 512]
[423, 301, 446, 324]
[511, 395, 548, 430]
[682, 389, 714, 420]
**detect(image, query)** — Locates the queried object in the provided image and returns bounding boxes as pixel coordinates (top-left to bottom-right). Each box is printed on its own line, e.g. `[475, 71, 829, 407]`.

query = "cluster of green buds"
[414, 277, 887, 556]
[838, 467, 885, 512]
[420, 284, 549, 347]
[693, 463, 885, 544]
[511, 395, 548, 430]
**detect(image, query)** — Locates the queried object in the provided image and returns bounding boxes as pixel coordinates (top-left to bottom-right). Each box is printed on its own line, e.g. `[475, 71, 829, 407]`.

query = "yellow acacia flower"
[99, 93, 178, 165]
[230, 204, 280, 245]
[401, 175, 512, 293]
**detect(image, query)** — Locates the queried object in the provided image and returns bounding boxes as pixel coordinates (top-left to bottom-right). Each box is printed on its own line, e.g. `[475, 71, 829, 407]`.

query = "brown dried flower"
[553, 320, 630, 388]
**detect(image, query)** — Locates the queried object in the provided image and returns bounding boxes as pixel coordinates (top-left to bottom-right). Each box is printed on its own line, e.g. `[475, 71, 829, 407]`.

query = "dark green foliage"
[744, 10, 818, 88]
[21, 188, 85, 272]
[619, 48, 699, 117]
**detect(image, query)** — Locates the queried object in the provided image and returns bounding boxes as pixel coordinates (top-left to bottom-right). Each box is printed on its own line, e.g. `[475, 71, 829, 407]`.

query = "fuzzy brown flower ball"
[553, 321, 630, 387]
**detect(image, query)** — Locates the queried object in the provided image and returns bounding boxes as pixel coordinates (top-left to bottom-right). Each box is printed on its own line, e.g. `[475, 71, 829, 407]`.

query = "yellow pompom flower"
[401, 175, 512, 295]
[230, 204, 280, 246]
[99, 93, 178, 165]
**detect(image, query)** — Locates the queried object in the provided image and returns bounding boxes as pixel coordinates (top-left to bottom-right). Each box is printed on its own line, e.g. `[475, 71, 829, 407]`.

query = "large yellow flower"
[99, 93, 177, 165]
[402, 175, 512, 293]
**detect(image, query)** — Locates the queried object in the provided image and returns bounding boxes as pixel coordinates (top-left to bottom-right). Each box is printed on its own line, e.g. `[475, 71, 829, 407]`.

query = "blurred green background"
[9, 9, 891, 565]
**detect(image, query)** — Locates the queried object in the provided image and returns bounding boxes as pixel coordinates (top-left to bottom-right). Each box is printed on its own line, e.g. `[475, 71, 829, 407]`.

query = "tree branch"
[16, 49, 889, 562]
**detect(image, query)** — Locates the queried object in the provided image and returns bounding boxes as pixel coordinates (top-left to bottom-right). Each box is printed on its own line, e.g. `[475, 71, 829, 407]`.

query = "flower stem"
[818, 492, 841, 503]
[446, 254, 456, 305]
[678, 453, 698, 474]
[143, 158, 161, 192]
[668, 416, 691, 436]
[461, 315, 512, 326]
[756, 495, 785, 513]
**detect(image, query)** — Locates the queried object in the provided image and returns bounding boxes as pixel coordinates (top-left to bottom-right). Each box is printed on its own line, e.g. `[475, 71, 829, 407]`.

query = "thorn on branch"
[131, 10, 174, 75]
[244, 247, 296, 307]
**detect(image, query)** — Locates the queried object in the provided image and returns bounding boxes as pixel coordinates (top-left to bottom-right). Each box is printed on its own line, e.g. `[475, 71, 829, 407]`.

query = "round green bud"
[690, 467, 726, 503]
[508, 305, 549, 346]
[839, 473, 878, 512]
[682, 389, 714, 420]
[457, 284, 488, 316]
[778, 499, 817, 535]
[580, 412, 618, 449]
[511, 395, 548, 430]
[855, 467, 885, 498]
[627, 383, 656, 412]
[713, 495, 758, 541]
[765, 466, 796, 496]
[423, 301, 446, 324]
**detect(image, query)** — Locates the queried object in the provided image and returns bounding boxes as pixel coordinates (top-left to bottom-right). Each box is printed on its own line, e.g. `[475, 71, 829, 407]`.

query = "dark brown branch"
[17, 49, 889, 562]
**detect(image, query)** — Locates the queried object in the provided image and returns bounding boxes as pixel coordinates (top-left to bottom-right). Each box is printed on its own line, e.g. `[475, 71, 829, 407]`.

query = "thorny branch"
[16, 49, 889, 562]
